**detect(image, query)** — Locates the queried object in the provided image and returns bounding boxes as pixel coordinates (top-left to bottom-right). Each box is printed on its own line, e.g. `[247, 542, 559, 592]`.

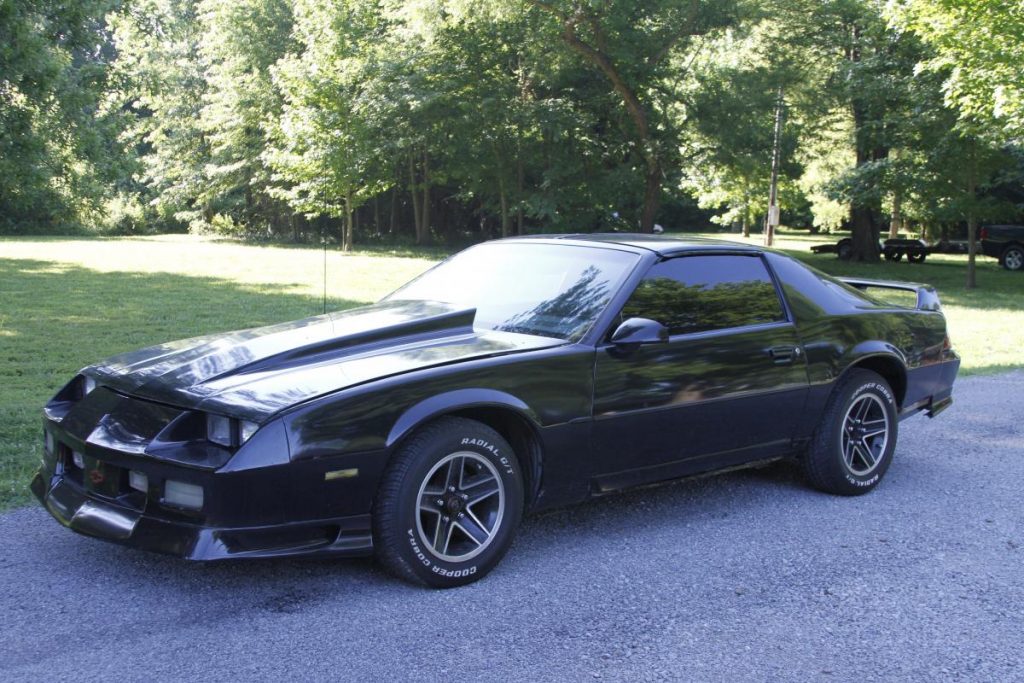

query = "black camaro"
[33, 235, 959, 586]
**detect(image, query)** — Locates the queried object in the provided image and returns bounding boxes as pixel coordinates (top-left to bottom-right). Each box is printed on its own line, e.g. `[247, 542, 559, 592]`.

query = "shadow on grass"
[0, 257, 367, 509]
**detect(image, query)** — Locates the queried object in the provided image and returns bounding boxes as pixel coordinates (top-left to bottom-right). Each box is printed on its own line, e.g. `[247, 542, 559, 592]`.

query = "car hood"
[88, 300, 565, 421]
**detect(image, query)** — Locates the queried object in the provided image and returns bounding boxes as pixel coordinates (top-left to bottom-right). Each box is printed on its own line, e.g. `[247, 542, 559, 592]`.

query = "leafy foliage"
[0, 0, 1020, 251]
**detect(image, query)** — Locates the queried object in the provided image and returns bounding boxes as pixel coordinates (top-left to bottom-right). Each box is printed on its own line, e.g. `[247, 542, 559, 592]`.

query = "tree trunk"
[342, 192, 353, 252]
[498, 179, 510, 238]
[889, 190, 902, 239]
[409, 154, 422, 240]
[966, 143, 977, 290]
[848, 24, 883, 262]
[640, 162, 661, 233]
[418, 152, 431, 245]
[516, 155, 524, 235]
[389, 185, 398, 235]
[741, 208, 750, 238]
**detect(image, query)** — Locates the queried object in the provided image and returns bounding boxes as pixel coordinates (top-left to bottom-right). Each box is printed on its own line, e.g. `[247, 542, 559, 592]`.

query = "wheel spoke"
[419, 491, 442, 514]
[454, 511, 490, 546]
[854, 397, 873, 422]
[443, 456, 464, 491]
[463, 475, 500, 506]
[841, 434, 856, 466]
[855, 442, 877, 469]
[432, 515, 454, 555]
[862, 426, 887, 439]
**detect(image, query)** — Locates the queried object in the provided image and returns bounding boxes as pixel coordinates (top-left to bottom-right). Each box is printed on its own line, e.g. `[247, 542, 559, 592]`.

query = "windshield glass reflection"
[387, 243, 639, 341]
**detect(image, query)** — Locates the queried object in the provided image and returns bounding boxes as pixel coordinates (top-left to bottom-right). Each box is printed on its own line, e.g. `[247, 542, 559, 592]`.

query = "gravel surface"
[2, 372, 1022, 682]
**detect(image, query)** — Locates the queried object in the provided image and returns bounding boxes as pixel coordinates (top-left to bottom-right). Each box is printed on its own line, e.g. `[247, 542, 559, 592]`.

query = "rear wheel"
[907, 250, 927, 263]
[837, 240, 853, 261]
[802, 369, 898, 496]
[373, 417, 523, 587]
[1002, 245, 1024, 271]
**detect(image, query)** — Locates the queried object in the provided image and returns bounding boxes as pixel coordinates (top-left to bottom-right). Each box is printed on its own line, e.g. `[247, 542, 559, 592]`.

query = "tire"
[884, 249, 901, 262]
[373, 417, 524, 587]
[837, 241, 852, 261]
[907, 251, 926, 263]
[1002, 244, 1024, 271]
[802, 369, 898, 496]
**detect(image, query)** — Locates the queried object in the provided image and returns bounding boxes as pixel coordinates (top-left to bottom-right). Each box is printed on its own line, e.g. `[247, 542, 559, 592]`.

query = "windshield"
[386, 242, 640, 341]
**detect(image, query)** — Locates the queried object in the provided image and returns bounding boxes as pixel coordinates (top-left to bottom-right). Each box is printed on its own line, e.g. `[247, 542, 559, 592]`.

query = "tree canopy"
[1, 0, 1020, 258]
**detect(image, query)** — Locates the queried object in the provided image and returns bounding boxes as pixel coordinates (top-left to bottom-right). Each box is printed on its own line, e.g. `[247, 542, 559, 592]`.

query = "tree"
[110, 0, 210, 230]
[526, 0, 742, 232]
[680, 16, 806, 237]
[0, 0, 127, 231]
[266, 0, 387, 250]
[196, 0, 296, 236]
[890, 0, 1024, 144]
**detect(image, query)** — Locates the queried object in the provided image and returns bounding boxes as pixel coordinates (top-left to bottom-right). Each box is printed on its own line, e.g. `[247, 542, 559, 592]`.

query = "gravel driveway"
[2, 372, 1021, 682]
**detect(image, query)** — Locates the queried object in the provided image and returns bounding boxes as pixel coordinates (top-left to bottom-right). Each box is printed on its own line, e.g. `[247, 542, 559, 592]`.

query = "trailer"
[811, 237, 969, 263]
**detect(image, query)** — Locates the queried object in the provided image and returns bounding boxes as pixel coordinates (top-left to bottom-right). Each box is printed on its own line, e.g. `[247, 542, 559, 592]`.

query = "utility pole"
[764, 86, 784, 247]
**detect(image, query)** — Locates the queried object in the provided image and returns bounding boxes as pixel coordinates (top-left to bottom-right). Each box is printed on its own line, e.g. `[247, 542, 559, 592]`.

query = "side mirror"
[610, 317, 669, 346]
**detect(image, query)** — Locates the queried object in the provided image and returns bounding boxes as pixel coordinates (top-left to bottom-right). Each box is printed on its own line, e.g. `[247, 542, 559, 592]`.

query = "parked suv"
[980, 225, 1024, 271]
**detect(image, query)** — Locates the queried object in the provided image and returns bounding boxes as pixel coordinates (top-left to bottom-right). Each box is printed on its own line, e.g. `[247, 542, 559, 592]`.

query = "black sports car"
[33, 235, 959, 586]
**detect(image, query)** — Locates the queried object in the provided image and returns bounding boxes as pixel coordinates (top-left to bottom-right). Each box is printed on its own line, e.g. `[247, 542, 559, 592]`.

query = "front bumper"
[33, 384, 380, 561]
[31, 470, 373, 560]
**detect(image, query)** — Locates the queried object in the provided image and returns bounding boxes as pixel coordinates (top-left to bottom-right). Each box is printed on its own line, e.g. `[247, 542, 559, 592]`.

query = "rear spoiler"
[838, 277, 942, 312]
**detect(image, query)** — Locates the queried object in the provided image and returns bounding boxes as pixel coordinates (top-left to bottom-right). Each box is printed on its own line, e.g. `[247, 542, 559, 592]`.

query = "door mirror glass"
[610, 318, 669, 346]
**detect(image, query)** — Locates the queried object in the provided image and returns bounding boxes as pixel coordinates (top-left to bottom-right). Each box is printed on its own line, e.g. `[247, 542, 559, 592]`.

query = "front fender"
[385, 389, 541, 449]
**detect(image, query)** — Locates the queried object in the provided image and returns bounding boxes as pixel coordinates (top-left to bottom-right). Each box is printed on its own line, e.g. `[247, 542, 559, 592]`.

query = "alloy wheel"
[415, 451, 505, 562]
[840, 394, 890, 476]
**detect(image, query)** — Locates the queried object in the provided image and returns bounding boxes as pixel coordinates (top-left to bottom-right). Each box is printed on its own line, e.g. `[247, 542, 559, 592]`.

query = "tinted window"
[620, 254, 786, 335]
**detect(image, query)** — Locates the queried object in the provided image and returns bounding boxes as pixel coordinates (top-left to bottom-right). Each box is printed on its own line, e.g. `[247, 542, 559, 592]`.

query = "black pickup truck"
[980, 225, 1024, 271]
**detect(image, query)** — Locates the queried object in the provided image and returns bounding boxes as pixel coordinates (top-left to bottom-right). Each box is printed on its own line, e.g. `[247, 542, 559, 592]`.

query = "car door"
[590, 253, 810, 492]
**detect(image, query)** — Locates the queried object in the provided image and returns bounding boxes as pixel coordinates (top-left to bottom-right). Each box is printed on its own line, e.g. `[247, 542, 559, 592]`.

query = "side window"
[620, 254, 786, 336]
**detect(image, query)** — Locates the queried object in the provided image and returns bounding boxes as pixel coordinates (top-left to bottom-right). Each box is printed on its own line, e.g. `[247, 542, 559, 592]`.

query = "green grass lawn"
[0, 235, 437, 509]
[1, 231, 1021, 510]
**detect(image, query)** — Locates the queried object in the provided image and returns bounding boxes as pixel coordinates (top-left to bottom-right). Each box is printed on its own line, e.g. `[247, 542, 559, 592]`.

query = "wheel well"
[850, 356, 907, 409]
[1002, 242, 1024, 255]
[447, 407, 544, 510]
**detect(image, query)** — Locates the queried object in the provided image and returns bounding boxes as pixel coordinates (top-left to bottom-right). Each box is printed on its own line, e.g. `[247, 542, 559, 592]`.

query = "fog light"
[72, 451, 85, 469]
[44, 431, 55, 455]
[164, 480, 203, 510]
[129, 470, 148, 493]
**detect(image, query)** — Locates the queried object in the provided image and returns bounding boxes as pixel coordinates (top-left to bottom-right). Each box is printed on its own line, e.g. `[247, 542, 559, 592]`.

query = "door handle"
[766, 345, 801, 364]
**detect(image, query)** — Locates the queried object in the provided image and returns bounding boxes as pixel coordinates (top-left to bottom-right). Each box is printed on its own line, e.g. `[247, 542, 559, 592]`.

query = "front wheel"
[802, 369, 898, 496]
[373, 417, 524, 587]
[1002, 245, 1024, 271]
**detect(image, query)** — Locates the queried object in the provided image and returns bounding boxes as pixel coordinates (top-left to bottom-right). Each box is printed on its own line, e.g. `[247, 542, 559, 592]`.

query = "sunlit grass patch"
[0, 236, 438, 509]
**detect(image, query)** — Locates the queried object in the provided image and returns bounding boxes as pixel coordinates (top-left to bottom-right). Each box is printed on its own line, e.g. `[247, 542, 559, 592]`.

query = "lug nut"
[436, 498, 444, 506]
